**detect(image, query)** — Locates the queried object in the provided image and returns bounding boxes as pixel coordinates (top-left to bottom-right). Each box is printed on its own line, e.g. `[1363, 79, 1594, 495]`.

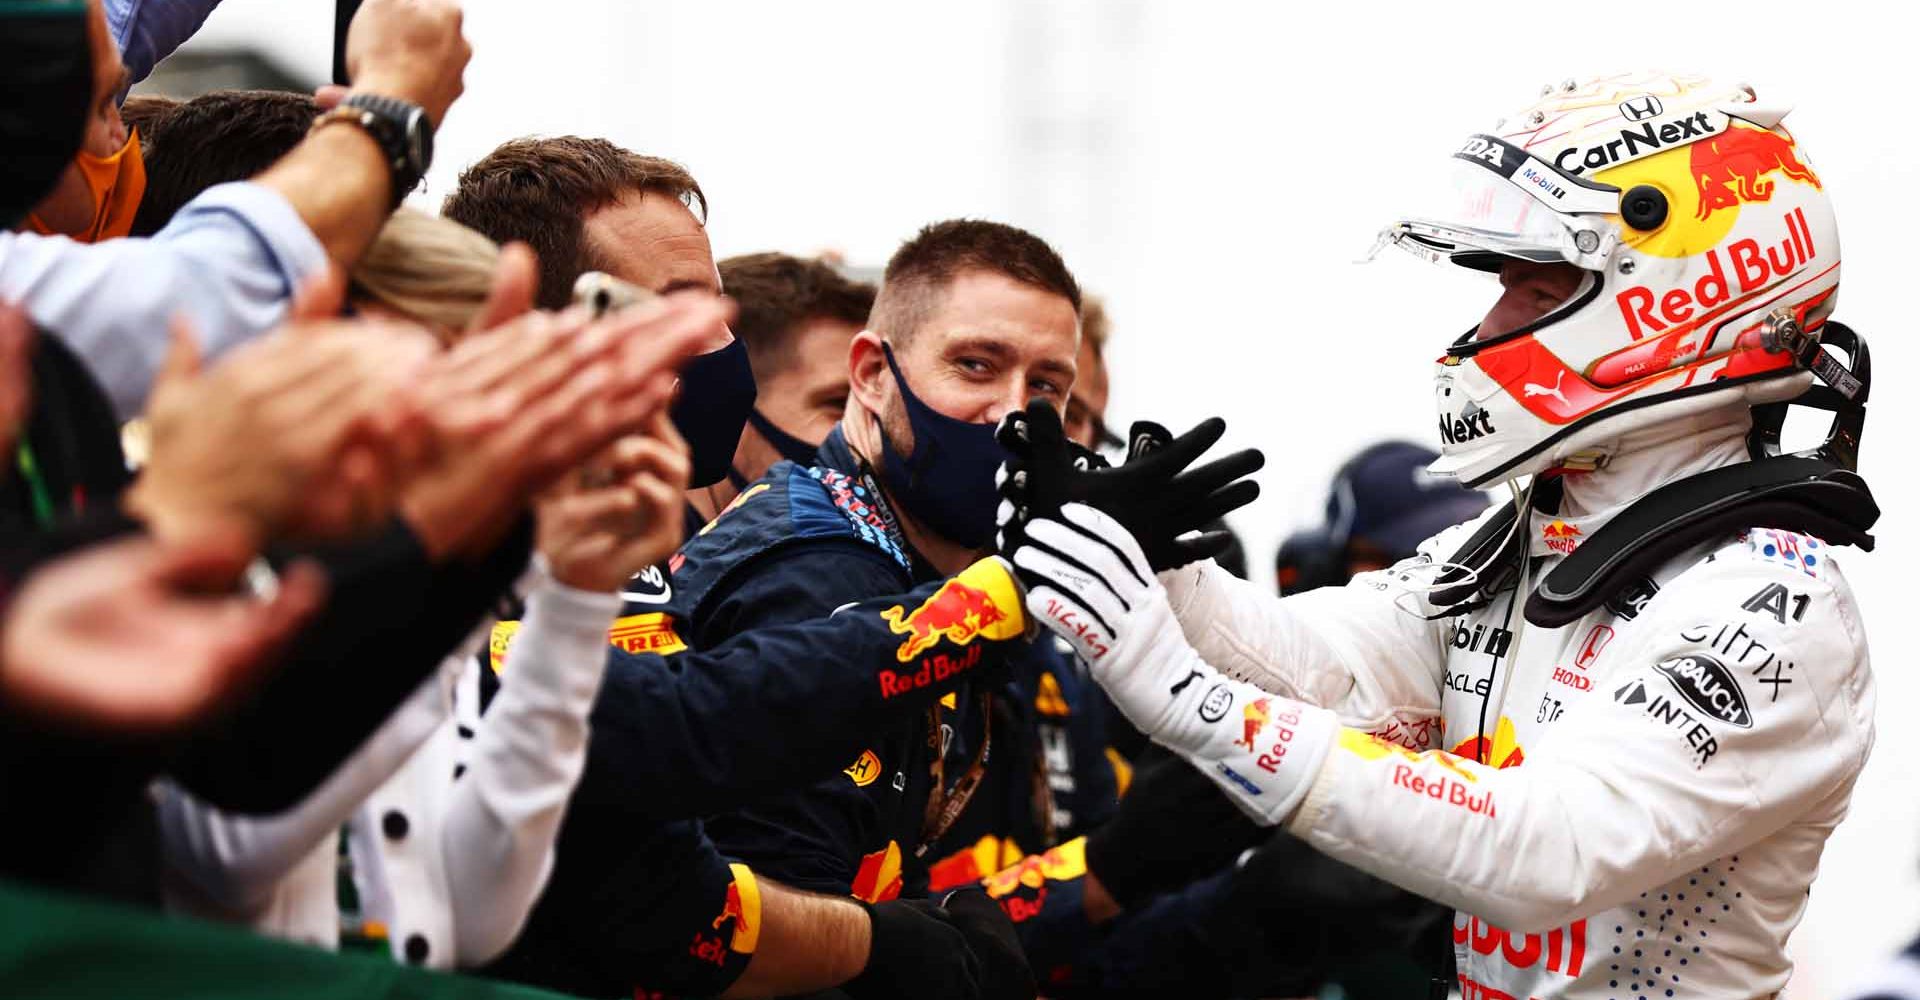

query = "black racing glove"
[1082, 747, 1270, 910]
[844, 898, 982, 1000]
[995, 400, 1263, 573]
[940, 887, 1037, 1000]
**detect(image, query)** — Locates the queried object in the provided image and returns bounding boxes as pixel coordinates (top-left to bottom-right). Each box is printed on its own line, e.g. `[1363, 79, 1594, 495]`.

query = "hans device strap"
[1524, 457, 1877, 627]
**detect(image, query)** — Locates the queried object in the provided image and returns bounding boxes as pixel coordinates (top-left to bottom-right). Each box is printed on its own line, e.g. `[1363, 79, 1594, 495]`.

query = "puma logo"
[1523, 371, 1570, 407]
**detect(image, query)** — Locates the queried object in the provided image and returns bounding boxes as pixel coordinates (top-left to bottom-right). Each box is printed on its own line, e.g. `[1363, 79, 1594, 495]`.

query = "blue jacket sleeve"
[106, 0, 224, 88]
[575, 543, 1017, 819]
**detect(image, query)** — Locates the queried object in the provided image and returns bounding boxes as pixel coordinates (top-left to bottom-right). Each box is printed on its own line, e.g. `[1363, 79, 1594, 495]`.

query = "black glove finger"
[1164, 447, 1266, 501]
[1121, 417, 1227, 485]
[1125, 420, 1174, 461]
[996, 461, 1030, 504]
[1022, 397, 1068, 454]
[1067, 440, 1111, 472]
[994, 407, 1034, 455]
[1162, 481, 1264, 539]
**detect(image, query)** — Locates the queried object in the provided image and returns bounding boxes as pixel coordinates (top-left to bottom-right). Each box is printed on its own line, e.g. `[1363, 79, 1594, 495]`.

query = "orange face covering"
[27, 128, 146, 243]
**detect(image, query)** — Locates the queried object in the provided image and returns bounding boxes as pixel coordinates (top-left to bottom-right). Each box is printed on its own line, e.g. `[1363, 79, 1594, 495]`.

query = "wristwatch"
[311, 94, 434, 209]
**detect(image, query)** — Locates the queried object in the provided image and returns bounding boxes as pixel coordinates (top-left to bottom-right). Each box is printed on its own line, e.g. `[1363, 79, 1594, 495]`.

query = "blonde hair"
[349, 208, 501, 337]
[1080, 294, 1110, 359]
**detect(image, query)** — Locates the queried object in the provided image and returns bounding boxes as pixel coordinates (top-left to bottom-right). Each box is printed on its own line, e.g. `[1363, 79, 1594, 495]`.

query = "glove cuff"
[1180, 697, 1340, 827]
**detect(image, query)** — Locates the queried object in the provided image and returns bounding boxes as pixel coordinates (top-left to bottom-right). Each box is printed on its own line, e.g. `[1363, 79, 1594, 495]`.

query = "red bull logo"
[852, 842, 904, 903]
[879, 560, 1026, 662]
[1541, 520, 1582, 555]
[708, 864, 760, 955]
[1691, 123, 1820, 221]
[714, 883, 751, 940]
[1454, 915, 1587, 978]
[1613, 208, 1819, 340]
[1236, 697, 1272, 750]
[1450, 717, 1526, 770]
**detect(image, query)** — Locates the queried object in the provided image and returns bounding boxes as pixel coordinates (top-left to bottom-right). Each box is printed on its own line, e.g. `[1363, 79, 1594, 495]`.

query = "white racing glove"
[1010, 503, 1339, 825]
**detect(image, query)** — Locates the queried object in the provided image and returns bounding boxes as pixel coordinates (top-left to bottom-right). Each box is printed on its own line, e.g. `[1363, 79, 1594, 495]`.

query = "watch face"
[406, 107, 433, 174]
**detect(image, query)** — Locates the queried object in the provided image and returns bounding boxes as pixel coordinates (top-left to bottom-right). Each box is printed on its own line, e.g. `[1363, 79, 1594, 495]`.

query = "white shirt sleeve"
[1285, 549, 1874, 933]
[0, 181, 325, 419]
[436, 575, 619, 966]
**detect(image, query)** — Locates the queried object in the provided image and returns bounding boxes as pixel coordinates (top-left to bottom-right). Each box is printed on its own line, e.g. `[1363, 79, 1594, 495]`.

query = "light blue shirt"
[0, 182, 327, 419]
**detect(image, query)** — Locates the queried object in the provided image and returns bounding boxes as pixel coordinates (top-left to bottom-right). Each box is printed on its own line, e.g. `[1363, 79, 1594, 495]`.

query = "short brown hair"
[442, 137, 707, 310]
[125, 89, 318, 237]
[718, 253, 875, 381]
[868, 219, 1081, 345]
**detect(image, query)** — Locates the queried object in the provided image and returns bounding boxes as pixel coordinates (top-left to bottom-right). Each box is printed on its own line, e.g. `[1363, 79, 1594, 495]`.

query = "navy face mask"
[747, 409, 820, 466]
[670, 337, 758, 488]
[875, 343, 1010, 549]
[728, 408, 820, 489]
[1, 2, 93, 229]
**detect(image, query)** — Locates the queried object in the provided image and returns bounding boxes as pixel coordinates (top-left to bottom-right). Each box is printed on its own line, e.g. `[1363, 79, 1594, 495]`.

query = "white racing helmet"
[1377, 72, 1839, 488]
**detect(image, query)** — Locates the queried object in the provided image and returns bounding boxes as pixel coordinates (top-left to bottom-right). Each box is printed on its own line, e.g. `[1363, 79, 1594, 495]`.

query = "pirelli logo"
[490, 612, 687, 674]
[607, 613, 687, 655]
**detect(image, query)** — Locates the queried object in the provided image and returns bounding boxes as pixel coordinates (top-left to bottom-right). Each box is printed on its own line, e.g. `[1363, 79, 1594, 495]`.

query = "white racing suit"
[1163, 416, 1874, 998]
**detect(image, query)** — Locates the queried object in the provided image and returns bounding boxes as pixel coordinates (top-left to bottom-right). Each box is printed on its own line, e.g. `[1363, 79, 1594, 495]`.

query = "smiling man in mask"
[679, 218, 1081, 905]
[443, 137, 756, 531]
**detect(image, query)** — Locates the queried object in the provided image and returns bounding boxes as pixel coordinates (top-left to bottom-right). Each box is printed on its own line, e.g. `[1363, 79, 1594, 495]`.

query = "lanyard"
[1029, 719, 1057, 849]
[14, 441, 57, 529]
[848, 456, 987, 852]
[918, 691, 992, 856]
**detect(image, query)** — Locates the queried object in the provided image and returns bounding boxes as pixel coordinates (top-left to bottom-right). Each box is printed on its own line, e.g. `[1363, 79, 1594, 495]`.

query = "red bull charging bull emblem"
[879, 560, 1026, 662]
[1235, 698, 1272, 750]
[1541, 520, 1582, 555]
[1691, 123, 1820, 221]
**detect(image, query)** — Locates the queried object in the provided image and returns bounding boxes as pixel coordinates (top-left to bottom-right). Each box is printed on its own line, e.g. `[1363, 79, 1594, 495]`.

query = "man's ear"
[847, 330, 892, 417]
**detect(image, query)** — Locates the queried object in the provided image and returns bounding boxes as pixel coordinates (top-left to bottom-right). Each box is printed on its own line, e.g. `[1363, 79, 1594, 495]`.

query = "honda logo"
[1619, 95, 1664, 122]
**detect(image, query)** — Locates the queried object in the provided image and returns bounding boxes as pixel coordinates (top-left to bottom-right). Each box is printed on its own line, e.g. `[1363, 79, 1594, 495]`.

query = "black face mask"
[669, 337, 758, 489]
[1, 3, 93, 229]
[875, 343, 1010, 549]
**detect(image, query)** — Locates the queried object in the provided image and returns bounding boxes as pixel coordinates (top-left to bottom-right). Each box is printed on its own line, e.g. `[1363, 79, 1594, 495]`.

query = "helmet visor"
[1384, 159, 1591, 271]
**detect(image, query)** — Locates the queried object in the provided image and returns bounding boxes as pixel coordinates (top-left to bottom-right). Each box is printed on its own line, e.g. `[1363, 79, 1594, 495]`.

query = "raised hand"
[126, 314, 437, 546]
[996, 401, 1262, 573]
[537, 410, 693, 592]
[399, 292, 730, 561]
[0, 530, 326, 733]
[343, 0, 472, 125]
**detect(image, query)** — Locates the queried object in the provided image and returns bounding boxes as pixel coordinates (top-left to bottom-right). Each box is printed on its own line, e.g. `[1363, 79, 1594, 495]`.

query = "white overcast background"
[175, 1, 1917, 992]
